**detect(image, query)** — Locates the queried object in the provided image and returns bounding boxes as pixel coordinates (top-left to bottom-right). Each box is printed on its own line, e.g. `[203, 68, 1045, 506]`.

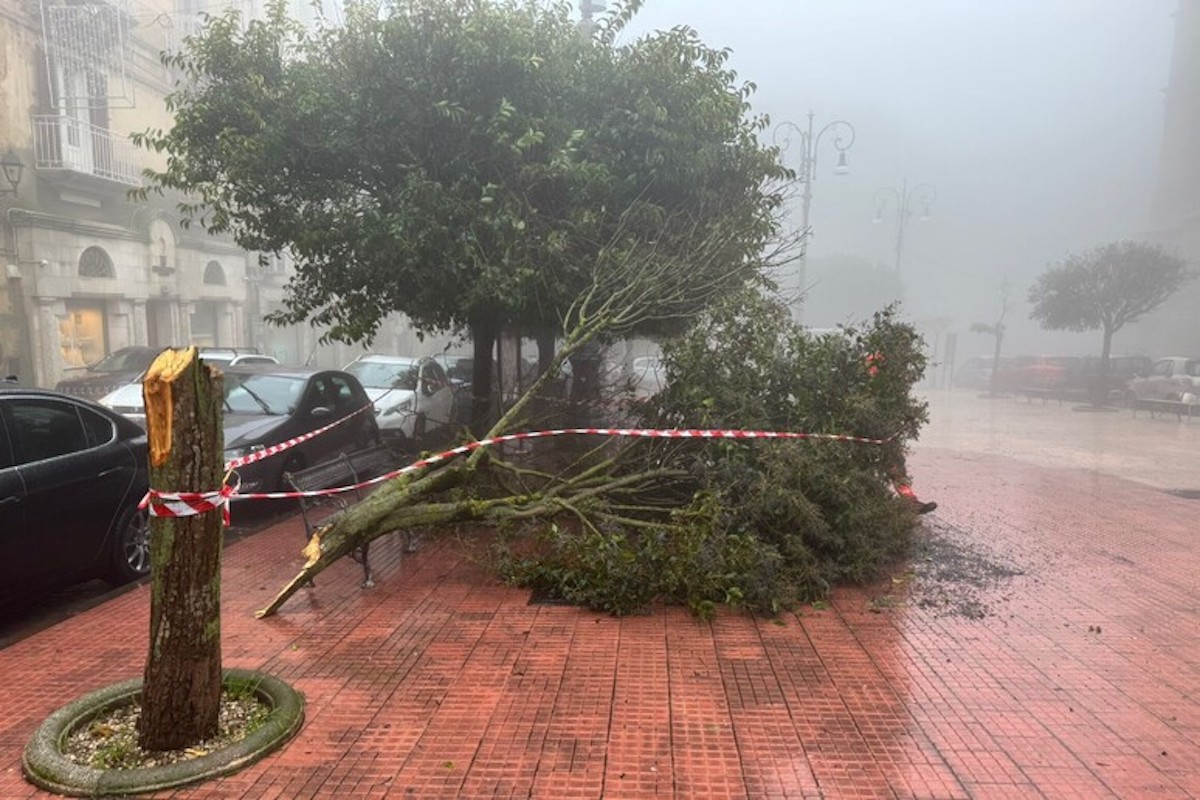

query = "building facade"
[0, 0, 326, 387]
[1142, 0, 1200, 355]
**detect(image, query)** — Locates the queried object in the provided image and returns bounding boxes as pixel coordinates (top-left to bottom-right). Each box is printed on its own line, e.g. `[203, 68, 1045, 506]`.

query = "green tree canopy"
[1029, 240, 1191, 402]
[134, 0, 789, 424]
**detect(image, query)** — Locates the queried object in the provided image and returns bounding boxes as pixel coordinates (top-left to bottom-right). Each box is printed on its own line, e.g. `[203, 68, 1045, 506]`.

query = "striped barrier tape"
[222, 403, 374, 471]
[143, 426, 891, 519]
[141, 475, 240, 525]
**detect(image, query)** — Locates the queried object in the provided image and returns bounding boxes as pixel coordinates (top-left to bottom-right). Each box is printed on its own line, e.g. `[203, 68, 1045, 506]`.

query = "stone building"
[0, 0, 327, 387]
[1141, 0, 1200, 354]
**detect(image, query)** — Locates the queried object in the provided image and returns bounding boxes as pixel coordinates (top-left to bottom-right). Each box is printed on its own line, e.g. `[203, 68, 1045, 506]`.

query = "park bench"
[1130, 397, 1199, 421]
[1014, 387, 1062, 405]
[283, 444, 410, 588]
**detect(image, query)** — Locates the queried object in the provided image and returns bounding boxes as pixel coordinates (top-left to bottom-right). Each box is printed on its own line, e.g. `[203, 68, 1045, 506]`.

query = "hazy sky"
[619, 1, 1178, 355]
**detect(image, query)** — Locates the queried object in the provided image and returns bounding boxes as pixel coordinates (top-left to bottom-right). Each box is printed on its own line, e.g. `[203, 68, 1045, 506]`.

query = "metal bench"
[283, 444, 408, 588]
[1131, 398, 1199, 421]
[1014, 387, 1061, 405]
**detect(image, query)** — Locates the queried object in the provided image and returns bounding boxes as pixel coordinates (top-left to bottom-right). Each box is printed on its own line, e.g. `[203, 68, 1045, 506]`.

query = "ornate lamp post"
[772, 112, 856, 319]
[873, 177, 936, 278]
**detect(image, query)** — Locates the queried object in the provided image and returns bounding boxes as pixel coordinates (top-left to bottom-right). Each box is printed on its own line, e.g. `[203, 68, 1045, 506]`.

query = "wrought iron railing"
[32, 114, 141, 186]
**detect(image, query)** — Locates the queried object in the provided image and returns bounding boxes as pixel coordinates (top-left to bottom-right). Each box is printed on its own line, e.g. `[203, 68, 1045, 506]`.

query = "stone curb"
[22, 668, 304, 797]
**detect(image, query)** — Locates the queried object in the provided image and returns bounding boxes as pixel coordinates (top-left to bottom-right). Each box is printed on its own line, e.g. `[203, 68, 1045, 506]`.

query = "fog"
[622, 1, 1177, 362]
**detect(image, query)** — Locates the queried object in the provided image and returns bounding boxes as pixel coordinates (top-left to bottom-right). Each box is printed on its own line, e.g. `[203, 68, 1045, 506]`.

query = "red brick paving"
[1, 445, 1198, 798]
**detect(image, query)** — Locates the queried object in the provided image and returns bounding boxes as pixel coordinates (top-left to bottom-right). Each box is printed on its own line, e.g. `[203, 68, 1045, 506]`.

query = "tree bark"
[137, 347, 225, 751]
[470, 316, 497, 434]
[988, 329, 1004, 397]
[1093, 325, 1115, 406]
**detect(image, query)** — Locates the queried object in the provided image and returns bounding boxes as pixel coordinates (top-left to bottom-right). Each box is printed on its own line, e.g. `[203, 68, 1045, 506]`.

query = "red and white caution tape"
[141, 476, 240, 525]
[144, 426, 891, 520]
[223, 403, 374, 471]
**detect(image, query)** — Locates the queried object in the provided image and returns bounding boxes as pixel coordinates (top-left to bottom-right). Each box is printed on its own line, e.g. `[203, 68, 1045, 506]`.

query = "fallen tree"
[256, 234, 928, 618]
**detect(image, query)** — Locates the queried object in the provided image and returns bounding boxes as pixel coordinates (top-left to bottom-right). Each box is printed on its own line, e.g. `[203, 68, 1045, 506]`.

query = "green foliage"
[498, 290, 929, 615]
[1029, 240, 1192, 337]
[135, 0, 787, 349]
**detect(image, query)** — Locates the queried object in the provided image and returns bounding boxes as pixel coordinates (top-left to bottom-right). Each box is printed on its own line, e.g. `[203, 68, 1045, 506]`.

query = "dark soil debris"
[904, 520, 1024, 620]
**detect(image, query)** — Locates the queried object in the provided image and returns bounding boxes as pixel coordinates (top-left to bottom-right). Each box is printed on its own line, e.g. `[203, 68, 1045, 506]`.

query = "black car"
[55, 345, 161, 401]
[221, 366, 382, 494]
[0, 385, 151, 601]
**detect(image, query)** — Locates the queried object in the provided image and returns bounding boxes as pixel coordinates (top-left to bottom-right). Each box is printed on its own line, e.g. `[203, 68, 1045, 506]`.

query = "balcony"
[32, 115, 141, 187]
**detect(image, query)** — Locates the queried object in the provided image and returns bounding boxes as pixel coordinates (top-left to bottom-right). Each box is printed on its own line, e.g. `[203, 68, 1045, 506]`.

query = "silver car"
[1126, 356, 1200, 405]
[342, 355, 455, 449]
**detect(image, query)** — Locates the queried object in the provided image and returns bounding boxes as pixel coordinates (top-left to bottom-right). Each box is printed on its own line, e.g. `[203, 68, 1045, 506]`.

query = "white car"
[1126, 356, 1200, 405]
[98, 351, 279, 428]
[342, 355, 455, 448]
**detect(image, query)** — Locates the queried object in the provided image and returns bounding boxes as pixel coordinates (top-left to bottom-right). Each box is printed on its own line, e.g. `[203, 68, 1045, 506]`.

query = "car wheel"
[108, 504, 151, 585]
[413, 412, 428, 444]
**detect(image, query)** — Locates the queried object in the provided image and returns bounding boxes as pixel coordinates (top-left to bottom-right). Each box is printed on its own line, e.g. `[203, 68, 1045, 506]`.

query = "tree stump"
[137, 347, 226, 751]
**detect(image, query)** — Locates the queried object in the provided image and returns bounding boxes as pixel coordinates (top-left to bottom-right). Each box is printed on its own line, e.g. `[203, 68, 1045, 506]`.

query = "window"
[204, 260, 226, 286]
[80, 407, 116, 448]
[327, 375, 357, 410]
[1153, 360, 1173, 377]
[420, 361, 448, 396]
[7, 399, 89, 464]
[79, 246, 114, 278]
[224, 374, 301, 415]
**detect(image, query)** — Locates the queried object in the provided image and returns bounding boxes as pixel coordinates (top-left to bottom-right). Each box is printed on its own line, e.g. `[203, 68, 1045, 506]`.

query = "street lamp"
[772, 111, 855, 319]
[0, 151, 24, 197]
[873, 177, 936, 278]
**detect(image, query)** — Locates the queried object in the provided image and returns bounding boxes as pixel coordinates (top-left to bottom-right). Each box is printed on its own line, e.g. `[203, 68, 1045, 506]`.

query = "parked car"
[1059, 354, 1153, 402]
[55, 345, 161, 401]
[1125, 356, 1200, 405]
[196, 348, 279, 369]
[343, 355, 455, 449]
[222, 366, 381, 494]
[98, 352, 280, 428]
[0, 385, 151, 601]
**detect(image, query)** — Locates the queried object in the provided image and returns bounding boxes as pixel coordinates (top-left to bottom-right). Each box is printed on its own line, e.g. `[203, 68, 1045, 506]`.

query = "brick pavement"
[1, 415, 1199, 797]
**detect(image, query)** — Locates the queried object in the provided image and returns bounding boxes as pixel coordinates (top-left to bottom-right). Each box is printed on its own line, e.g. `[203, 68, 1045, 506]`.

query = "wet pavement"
[0, 389, 1197, 798]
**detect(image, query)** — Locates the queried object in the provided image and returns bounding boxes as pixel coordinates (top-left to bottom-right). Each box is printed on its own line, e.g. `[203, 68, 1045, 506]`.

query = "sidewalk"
[1, 403, 1199, 797]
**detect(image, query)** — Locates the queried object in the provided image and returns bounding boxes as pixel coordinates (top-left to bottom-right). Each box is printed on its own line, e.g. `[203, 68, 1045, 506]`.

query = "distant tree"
[970, 279, 1011, 397]
[1029, 241, 1191, 403]
[802, 255, 902, 327]
[133, 0, 787, 430]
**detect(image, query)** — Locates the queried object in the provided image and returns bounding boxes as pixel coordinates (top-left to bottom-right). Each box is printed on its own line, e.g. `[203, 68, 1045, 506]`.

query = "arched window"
[203, 260, 226, 286]
[78, 246, 114, 278]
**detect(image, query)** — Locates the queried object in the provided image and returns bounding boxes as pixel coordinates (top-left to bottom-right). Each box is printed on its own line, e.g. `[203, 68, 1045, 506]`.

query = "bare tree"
[970, 279, 1011, 397]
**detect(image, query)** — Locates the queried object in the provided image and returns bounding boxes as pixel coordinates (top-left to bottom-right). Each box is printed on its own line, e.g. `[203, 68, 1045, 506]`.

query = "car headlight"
[223, 443, 265, 462]
[382, 398, 414, 416]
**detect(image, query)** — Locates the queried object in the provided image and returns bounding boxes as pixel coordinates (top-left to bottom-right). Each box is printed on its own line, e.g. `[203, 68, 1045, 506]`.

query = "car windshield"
[223, 374, 303, 415]
[90, 349, 156, 373]
[1186, 360, 1200, 377]
[346, 361, 418, 390]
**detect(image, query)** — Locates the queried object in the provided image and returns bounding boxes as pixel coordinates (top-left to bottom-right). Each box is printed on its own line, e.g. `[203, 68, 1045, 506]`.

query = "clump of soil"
[902, 520, 1024, 619]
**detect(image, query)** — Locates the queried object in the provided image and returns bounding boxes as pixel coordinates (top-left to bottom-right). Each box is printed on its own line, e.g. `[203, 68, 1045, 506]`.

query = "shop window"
[204, 260, 226, 286]
[59, 304, 106, 367]
[79, 247, 114, 278]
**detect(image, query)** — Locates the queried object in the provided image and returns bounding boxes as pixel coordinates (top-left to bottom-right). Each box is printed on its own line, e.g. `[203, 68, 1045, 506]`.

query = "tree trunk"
[137, 347, 225, 751]
[1094, 325, 1114, 406]
[988, 330, 1004, 397]
[470, 317, 497, 434]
